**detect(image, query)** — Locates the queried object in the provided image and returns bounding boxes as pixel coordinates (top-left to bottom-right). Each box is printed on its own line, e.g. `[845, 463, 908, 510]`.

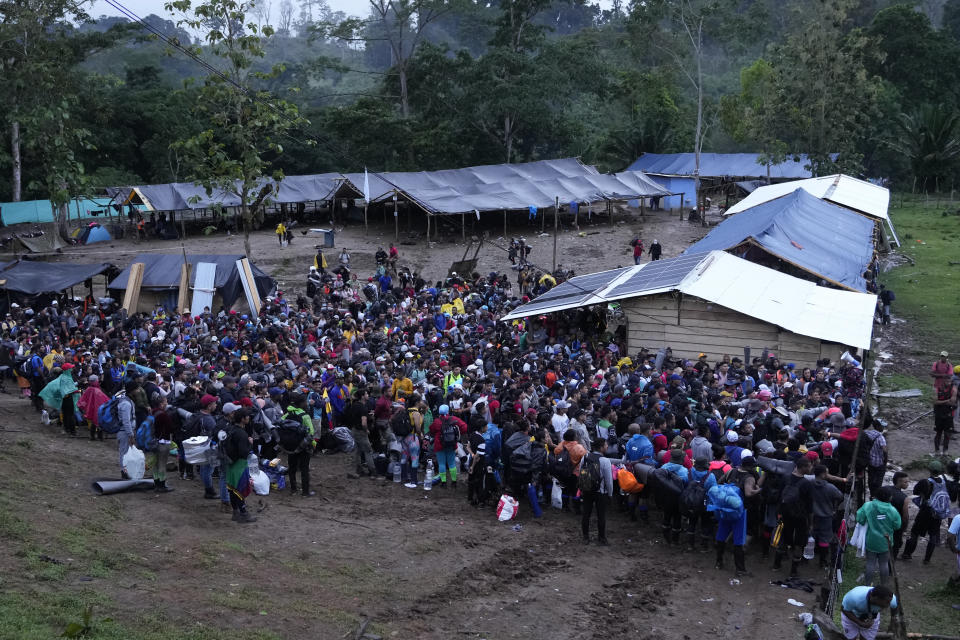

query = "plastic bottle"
[424, 459, 434, 491]
[803, 536, 816, 560]
[392, 460, 401, 483]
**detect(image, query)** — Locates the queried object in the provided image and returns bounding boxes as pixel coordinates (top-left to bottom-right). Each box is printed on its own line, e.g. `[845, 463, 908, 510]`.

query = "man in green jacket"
[856, 486, 902, 586]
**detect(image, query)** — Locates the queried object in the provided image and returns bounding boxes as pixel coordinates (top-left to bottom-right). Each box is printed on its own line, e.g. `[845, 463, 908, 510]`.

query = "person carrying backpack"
[684, 457, 718, 552]
[902, 460, 951, 564]
[713, 455, 761, 577]
[552, 429, 587, 513]
[774, 456, 815, 576]
[579, 438, 613, 545]
[656, 448, 689, 545]
[344, 389, 375, 480]
[148, 393, 175, 493]
[282, 392, 316, 497]
[429, 404, 467, 489]
[223, 407, 256, 523]
[116, 381, 138, 479]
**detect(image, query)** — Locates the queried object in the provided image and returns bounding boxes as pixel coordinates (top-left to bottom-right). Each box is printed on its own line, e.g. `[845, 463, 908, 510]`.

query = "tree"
[720, 58, 788, 179]
[334, 0, 455, 118]
[166, 0, 306, 258]
[890, 105, 960, 192]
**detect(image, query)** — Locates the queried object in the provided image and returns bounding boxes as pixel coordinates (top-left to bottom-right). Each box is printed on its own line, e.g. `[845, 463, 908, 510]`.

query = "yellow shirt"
[43, 350, 61, 371]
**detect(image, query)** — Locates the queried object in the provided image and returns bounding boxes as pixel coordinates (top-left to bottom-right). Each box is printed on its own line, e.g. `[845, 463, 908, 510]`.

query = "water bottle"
[392, 461, 401, 483]
[803, 536, 816, 560]
[424, 459, 434, 491]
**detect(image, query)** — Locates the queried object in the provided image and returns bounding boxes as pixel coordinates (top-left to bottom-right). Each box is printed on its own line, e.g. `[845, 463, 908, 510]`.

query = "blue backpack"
[706, 484, 745, 523]
[135, 415, 157, 452]
[97, 394, 124, 434]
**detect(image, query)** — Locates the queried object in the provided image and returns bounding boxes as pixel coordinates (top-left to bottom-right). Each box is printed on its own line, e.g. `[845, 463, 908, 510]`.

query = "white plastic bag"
[183, 436, 210, 465]
[551, 480, 563, 509]
[497, 494, 519, 521]
[123, 446, 145, 480]
[252, 469, 270, 495]
[850, 522, 867, 558]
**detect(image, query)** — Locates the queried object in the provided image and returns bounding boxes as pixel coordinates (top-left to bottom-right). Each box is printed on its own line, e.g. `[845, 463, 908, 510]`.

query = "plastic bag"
[252, 470, 270, 495]
[183, 436, 210, 465]
[497, 494, 519, 521]
[123, 446, 145, 480]
[850, 522, 867, 558]
[551, 480, 563, 509]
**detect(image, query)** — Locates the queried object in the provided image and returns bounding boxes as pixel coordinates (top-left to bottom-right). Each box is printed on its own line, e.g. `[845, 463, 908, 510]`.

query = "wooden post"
[461, 211, 465, 244]
[607, 200, 613, 225]
[393, 192, 398, 241]
[122, 262, 145, 314]
[540, 206, 545, 233]
[179, 211, 186, 239]
[364, 202, 368, 233]
[574, 201, 579, 230]
[177, 262, 191, 313]
[503, 209, 507, 238]
[552, 196, 559, 272]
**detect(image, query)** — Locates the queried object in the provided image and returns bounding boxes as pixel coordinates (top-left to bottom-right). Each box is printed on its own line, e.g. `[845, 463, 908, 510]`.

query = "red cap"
[200, 394, 217, 407]
[62, 363, 75, 370]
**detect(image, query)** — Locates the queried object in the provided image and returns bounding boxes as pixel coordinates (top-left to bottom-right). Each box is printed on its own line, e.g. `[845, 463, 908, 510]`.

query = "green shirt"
[856, 499, 902, 553]
[284, 406, 314, 437]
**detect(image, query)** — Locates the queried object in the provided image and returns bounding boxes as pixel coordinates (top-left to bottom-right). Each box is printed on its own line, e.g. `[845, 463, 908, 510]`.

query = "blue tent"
[79, 224, 112, 245]
[682, 189, 875, 291]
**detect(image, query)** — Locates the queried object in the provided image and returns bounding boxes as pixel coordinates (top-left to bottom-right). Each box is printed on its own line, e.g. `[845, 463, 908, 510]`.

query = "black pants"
[662, 502, 682, 540]
[229, 489, 248, 513]
[779, 515, 809, 559]
[581, 492, 607, 541]
[30, 377, 44, 412]
[867, 465, 885, 498]
[288, 451, 311, 494]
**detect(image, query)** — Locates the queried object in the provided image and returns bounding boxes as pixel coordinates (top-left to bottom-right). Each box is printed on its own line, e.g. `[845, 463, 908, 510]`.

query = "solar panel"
[503, 266, 631, 318]
[604, 253, 708, 299]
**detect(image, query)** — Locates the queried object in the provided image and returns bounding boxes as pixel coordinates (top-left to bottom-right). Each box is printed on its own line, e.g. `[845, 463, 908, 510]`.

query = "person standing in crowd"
[193, 394, 220, 500]
[224, 407, 256, 523]
[429, 404, 467, 489]
[884, 471, 911, 558]
[149, 393, 176, 493]
[77, 374, 109, 441]
[344, 388, 374, 479]
[117, 380, 138, 479]
[933, 364, 956, 456]
[902, 460, 951, 564]
[774, 455, 814, 576]
[931, 350, 953, 398]
[648, 239, 662, 261]
[856, 486, 901, 586]
[878, 285, 894, 325]
[579, 438, 613, 545]
[283, 392, 316, 497]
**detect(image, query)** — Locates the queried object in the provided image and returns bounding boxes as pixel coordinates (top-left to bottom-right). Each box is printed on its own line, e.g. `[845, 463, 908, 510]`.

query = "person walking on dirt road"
[933, 365, 957, 456]
[648, 239, 662, 261]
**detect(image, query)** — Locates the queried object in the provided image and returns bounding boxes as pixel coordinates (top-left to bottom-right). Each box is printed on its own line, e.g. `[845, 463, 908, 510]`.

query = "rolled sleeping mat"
[632, 462, 655, 485]
[91, 479, 156, 495]
[757, 456, 795, 475]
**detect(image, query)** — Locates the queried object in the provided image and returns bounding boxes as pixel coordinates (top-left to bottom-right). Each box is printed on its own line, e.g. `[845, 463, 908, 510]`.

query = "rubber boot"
[734, 546, 751, 577]
[789, 557, 800, 577]
[922, 540, 936, 565]
[158, 480, 174, 493]
[773, 550, 784, 570]
[153, 479, 160, 492]
[715, 541, 725, 570]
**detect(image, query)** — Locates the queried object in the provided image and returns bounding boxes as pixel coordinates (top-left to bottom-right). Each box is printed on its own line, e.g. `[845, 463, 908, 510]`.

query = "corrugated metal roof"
[501, 251, 876, 349]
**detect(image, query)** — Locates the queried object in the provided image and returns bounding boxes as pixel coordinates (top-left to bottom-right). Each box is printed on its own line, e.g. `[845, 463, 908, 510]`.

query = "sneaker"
[404, 482, 417, 489]
[302, 490, 316, 497]
[233, 511, 257, 524]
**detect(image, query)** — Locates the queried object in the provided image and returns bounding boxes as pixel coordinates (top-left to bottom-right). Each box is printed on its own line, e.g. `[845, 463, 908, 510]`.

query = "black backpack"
[578, 453, 603, 493]
[652, 467, 684, 496]
[277, 416, 309, 453]
[391, 409, 413, 438]
[679, 472, 708, 517]
[510, 440, 533, 476]
[438, 417, 460, 448]
[221, 426, 242, 464]
[550, 447, 574, 480]
[779, 475, 808, 518]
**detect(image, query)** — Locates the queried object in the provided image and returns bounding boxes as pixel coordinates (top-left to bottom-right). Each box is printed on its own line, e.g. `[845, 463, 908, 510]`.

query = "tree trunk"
[504, 115, 513, 163]
[11, 121, 21, 202]
[694, 28, 704, 227]
[399, 65, 410, 119]
[243, 203, 252, 258]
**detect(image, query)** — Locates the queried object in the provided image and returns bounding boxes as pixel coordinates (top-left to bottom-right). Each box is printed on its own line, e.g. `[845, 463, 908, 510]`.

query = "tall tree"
[166, 0, 306, 257]
[720, 58, 788, 179]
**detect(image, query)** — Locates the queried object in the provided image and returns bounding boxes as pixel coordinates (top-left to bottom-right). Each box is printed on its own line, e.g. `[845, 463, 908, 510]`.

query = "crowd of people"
[4, 240, 960, 638]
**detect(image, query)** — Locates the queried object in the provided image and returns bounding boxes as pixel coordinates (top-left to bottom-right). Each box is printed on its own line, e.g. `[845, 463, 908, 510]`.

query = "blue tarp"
[0, 260, 111, 295]
[682, 189, 874, 291]
[627, 153, 820, 179]
[0, 199, 123, 226]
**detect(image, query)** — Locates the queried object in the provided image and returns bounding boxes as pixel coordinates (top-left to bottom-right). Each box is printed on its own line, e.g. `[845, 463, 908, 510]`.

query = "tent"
[722, 174, 898, 247]
[78, 223, 112, 245]
[682, 189, 875, 291]
[626, 153, 824, 210]
[0, 228, 67, 255]
[0, 260, 112, 295]
[501, 251, 876, 365]
[108, 254, 275, 311]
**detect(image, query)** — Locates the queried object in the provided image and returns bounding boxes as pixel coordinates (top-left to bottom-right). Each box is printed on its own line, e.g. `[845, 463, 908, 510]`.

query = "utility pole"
[552, 196, 559, 272]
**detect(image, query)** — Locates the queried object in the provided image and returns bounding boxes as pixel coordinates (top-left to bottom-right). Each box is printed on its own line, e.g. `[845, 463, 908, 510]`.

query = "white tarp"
[190, 262, 217, 314]
[502, 250, 876, 349]
[724, 174, 890, 221]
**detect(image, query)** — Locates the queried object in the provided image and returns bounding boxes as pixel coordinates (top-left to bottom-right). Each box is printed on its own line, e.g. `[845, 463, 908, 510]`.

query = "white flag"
[363, 168, 370, 203]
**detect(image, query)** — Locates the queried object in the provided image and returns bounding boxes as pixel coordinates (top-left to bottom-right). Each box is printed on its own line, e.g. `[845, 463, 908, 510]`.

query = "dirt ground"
[2, 206, 958, 638]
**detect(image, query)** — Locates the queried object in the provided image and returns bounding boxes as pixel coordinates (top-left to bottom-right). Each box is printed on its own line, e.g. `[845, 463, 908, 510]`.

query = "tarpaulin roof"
[108, 254, 275, 310]
[0, 260, 111, 295]
[0, 229, 67, 255]
[683, 189, 875, 291]
[501, 251, 876, 349]
[0, 198, 124, 226]
[627, 153, 821, 179]
[345, 158, 671, 215]
[106, 174, 344, 212]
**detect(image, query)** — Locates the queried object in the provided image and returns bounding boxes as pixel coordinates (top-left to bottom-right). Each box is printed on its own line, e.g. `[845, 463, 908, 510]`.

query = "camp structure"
[75, 223, 112, 245]
[682, 189, 875, 292]
[0, 259, 112, 313]
[627, 153, 821, 211]
[723, 174, 898, 248]
[342, 158, 672, 238]
[108, 254, 275, 313]
[0, 197, 125, 226]
[500, 251, 876, 368]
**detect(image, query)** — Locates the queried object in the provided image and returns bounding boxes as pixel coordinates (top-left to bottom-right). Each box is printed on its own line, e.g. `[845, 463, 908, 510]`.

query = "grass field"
[883, 195, 960, 339]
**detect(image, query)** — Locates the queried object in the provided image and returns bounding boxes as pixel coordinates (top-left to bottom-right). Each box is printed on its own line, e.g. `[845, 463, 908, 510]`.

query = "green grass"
[884, 198, 960, 339]
[875, 372, 932, 402]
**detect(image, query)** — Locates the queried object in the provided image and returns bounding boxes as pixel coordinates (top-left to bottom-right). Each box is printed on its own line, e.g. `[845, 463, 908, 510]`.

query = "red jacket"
[430, 414, 467, 452]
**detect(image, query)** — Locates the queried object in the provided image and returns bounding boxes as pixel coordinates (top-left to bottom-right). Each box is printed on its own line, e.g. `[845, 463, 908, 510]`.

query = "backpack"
[706, 484, 745, 523]
[277, 416, 309, 453]
[652, 467, 684, 496]
[578, 453, 603, 494]
[439, 417, 460, 448]
[135, 415, 157, 452]
[391, 409, 413, 438]
[549, 447, 575, 480]
[97, 394, 125, 434]
[220, 426, 243, 463]
[855, 430, 877, 470]
[779, 475, 808, 519]
[179, 412, 204, 441]
[679, 472, 709, 517]
[927, 477, 951, 520]
[510, 440, 533, 476]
